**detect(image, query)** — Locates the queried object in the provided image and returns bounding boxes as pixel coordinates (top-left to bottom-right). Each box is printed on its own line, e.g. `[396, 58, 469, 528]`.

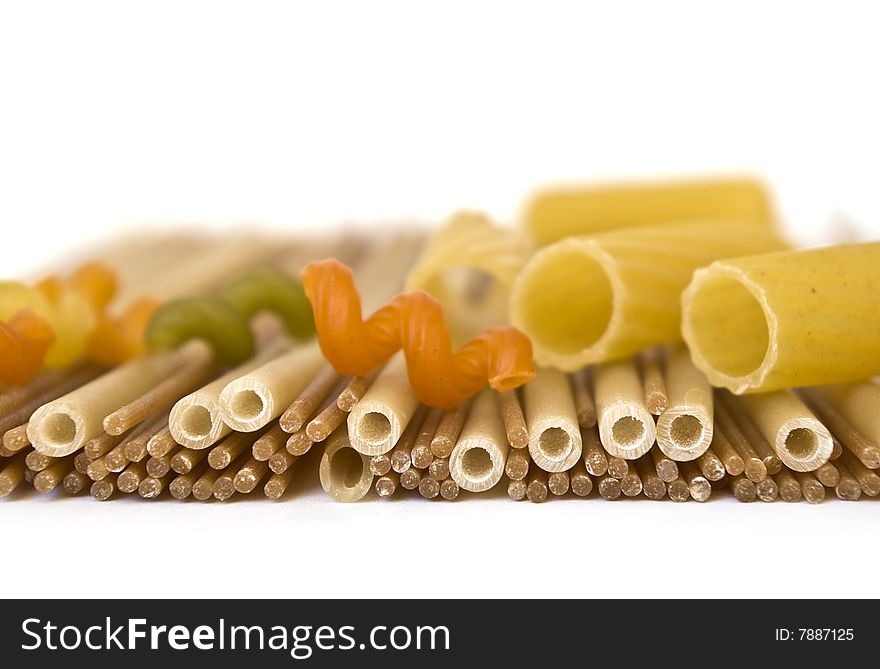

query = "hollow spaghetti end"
[786, 428, 817, 460]
[682, 267, 775, 393]
[540, 427, 570, 459]
[510, 241, 616, 370]
[604, 410, 654, 460]
[321, 445, 371, 502]
[530, 423, 581, 471]
[348, 406, 399, 456]
[31, 409, 81, 457]
[613, 417, 643, 448]
[452, 440, 503, 492]
[462, 448, 492, 480]
[223, 385, 272, 432]
[671, 414, 702, 449]
[777, 421, 832, 472]
[360, 412, 391, 447]
[178, 405, 213, 441]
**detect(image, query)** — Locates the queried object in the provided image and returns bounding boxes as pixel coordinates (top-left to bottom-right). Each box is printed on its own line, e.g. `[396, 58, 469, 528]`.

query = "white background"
[1, 1, 878, 598]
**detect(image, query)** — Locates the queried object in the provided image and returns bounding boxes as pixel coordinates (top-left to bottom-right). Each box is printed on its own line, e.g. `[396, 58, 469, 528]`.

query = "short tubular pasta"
[681, 242, 880, 394]
[524, 177, 774, 245]
[509, 219, 786, 371]
[405, 211, 531, 341]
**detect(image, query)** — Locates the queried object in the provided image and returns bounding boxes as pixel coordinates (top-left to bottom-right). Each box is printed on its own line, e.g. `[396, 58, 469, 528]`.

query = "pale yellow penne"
[681, 242, 880, 394]
[405, 211, 531, 341]
[524, 177, 775, 246]
[509, 219, 786, 371]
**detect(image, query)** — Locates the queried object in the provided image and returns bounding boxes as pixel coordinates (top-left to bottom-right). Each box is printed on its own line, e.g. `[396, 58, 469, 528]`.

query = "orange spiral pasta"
[0, 310, 55, 385]
[0, 262, 153, 382]
[87, 296, 162, 365]
[301, 259, 535, 409]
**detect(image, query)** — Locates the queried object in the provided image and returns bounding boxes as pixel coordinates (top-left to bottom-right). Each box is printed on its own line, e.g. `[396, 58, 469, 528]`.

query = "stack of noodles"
[2, 177, 880, 505]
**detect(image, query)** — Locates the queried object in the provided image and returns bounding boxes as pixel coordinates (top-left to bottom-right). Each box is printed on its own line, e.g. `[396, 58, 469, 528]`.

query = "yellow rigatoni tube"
[681, 242, 880, 394]
[509, 219, 786, 371]
[405, 211, 531, 341]
[524, 177, 775, 245]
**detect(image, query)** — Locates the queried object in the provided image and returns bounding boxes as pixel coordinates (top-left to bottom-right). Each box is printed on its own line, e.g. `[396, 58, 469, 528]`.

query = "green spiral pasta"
[144, 266, 315, 364]
[220, 267, 314, 341]
[145, 297, 255, 365]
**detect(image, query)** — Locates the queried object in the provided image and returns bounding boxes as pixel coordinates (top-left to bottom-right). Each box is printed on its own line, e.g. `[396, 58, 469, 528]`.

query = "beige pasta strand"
[522, 368, 583, 472]
[593, 359, 657, 460]
[739, 390, 833, 472]
[655, 348, 713, 461]
[169, 339, 292, 449]
[219, 341, 325, 432]
[449, 389, 509, 492]
[346, 353, 421, 456]
[28, 344, 206, 457]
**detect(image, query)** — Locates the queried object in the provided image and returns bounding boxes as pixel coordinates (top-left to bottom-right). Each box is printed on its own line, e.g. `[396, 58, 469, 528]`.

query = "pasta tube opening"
[785, 427, 818, 460]
[512, 220, 785, 371]
[177, 405, 213, 440]
[359, 412, 393, 447]
[37, 411, 78, 449]
[461, 447, 492, 479]
[319, 427, 373, 502]
[683, 270, 771, 382]
[683, 243, 880, 393]
[449, 388, 508, 492]
[511, 245, 614, 366]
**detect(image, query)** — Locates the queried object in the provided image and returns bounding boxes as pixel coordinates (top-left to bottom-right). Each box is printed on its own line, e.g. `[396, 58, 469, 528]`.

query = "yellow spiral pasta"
[405, 211, 531, 341]
[524, 177, 775, 246]
[681, 242, 880, 394]
[509, 219, 787, 371]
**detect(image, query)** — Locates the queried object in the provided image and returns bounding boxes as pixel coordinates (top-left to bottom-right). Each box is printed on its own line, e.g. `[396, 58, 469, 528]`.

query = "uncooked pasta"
[510, 219, 786, 371]
[1, 176, 878, 507]
[303, 258, 535, 408]
[524, 177, 775, 245]
[405, 211, 531, 341]
[655, 348, 713, 462]
[682, 242, 880, 393]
